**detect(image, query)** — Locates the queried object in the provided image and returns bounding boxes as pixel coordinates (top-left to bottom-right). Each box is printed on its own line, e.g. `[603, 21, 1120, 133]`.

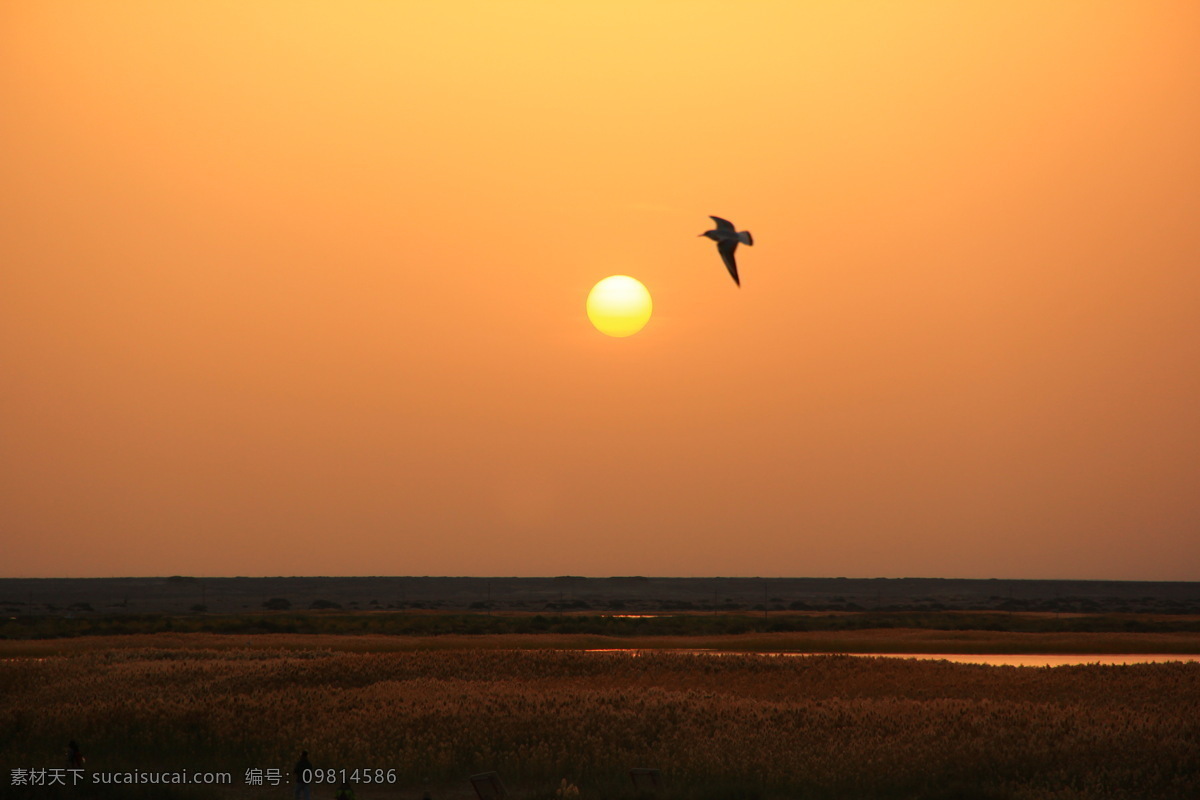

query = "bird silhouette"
[699, 216, 753, 286]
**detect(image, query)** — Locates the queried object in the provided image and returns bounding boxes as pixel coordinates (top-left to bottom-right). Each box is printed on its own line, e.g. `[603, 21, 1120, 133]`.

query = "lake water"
[584, 650, 1200, 667]
[836, 653, 1200, 667]
[5, 652, 1199, 668]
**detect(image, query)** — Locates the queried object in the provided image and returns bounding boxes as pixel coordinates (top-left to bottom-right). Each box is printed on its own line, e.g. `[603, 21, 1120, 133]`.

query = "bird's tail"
[740, 231, 753, 246]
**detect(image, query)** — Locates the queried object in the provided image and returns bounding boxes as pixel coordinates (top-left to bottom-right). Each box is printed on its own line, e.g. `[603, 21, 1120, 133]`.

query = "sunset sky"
[3, 2, 1198, 580]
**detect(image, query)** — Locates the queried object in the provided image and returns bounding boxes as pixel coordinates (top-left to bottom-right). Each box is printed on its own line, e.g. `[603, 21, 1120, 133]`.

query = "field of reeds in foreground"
[2, 644, 1199, 799]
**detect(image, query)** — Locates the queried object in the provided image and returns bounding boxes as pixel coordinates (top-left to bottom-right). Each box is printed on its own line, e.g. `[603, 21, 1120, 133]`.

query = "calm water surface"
[5, 653, 1198, 668]
[837, 653, 1200, 667]
[586, 650, 1200, 667]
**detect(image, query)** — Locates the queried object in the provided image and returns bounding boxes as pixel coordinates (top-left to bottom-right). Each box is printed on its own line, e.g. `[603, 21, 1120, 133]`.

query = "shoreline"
[3, 627, 1200, 658]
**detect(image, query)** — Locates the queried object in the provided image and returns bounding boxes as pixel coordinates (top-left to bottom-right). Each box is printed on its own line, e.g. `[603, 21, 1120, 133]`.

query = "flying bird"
[699, 216, 753, 287]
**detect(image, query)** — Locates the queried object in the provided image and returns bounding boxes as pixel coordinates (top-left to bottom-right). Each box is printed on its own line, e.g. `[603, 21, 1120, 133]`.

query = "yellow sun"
[586, 275, 653, 337]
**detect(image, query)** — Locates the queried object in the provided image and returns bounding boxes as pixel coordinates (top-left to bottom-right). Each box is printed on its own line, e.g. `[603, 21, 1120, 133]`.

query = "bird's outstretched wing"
[717, 239, 741, 286]
[709, 216, 735, 232]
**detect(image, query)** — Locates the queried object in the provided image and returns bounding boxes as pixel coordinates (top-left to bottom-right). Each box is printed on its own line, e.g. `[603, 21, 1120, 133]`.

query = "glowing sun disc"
[587, 275, 653, 337]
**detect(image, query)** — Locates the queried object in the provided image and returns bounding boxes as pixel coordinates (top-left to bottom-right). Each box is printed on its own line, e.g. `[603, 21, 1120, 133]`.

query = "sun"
[586, 276, 653, 337]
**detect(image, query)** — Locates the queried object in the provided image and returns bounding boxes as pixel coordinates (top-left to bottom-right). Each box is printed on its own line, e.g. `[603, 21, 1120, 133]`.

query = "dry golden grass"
[3, 641, 1199, 799]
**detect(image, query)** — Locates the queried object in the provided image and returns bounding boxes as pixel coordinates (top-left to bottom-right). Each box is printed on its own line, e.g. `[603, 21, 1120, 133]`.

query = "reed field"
[3, 640, 1199, 799]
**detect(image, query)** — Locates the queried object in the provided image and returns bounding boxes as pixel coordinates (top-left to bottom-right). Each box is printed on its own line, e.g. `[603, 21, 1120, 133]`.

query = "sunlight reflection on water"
[583, 650, 1200, 667]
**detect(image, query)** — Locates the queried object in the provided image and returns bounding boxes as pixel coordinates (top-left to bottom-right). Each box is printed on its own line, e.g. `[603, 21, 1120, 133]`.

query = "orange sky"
[3, 2, 1199, 580]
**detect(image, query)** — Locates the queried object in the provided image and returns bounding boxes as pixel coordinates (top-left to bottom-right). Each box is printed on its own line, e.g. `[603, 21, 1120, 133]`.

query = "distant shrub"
[661, 601, 696, 611]
[262, 598, 292, 611]
[6, 608, 1200, 641]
